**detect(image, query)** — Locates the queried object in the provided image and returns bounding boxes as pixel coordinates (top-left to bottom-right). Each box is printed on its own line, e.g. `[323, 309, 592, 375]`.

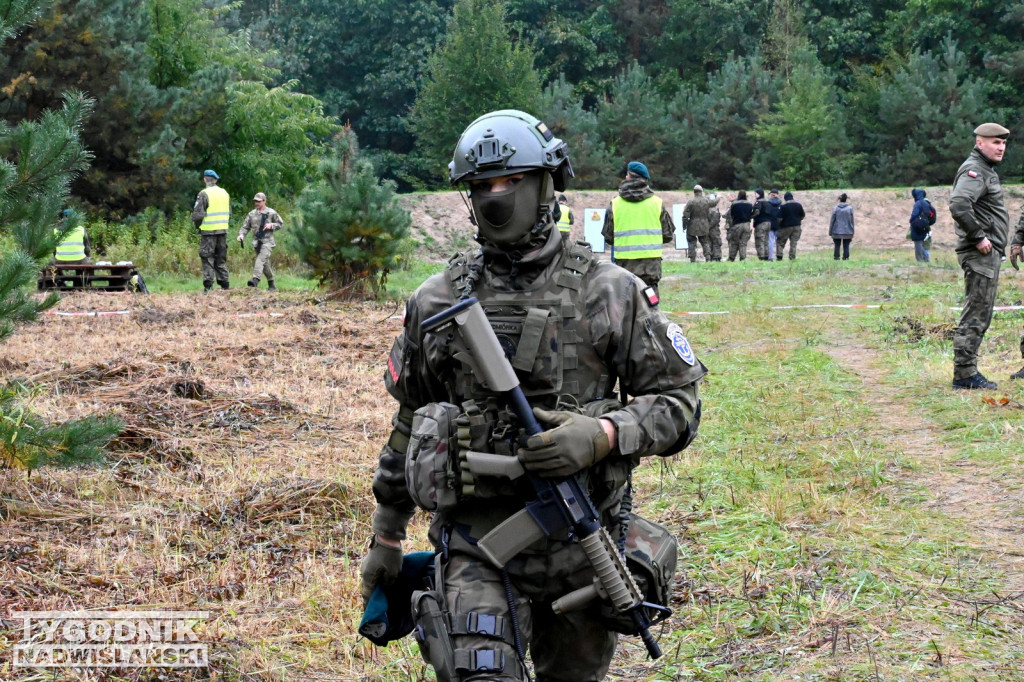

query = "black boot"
[1010, 366, 1024, 380]
[247, 278, 259, 287]
[952, 373, 998, 390]
[267, 279, 276, 291]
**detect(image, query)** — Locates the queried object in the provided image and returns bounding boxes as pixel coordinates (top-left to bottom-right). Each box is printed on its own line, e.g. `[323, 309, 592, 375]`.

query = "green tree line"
[3, 0, 1023, 222]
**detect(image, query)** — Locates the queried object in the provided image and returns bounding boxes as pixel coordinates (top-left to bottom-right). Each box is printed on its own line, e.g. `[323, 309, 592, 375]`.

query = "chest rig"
[443, 241, 611, 460]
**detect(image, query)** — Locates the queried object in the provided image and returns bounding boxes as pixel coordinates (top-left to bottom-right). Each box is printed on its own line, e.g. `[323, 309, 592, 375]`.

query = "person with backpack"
[909, 188, 936, 262]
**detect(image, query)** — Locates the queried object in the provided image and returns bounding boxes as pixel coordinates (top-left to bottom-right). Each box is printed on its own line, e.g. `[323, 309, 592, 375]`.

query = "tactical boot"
[1010, 366, 1024, 380]
[952, 373, 998, 390]
[267, 279, 276, 291]
[247, 278, 259, 288]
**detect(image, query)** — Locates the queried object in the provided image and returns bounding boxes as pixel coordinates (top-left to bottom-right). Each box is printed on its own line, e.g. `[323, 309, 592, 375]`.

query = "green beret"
[974, 122, 1010, 138]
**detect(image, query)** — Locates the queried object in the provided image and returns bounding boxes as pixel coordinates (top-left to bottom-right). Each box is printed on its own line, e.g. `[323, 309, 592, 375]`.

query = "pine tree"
[408, 0, 542, 184]
[535, 75, 615, 190]
[0, 0, 122, 470]
[289, 128, 411, 298]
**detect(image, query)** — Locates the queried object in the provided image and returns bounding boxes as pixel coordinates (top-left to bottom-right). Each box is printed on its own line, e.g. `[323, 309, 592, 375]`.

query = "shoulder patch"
[666, 323, 696, 366]
[967, 170, 978, 178]
[643, 286, 659, 307]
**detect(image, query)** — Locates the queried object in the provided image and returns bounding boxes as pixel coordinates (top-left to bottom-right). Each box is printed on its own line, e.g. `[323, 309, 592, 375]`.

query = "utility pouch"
[600, 513, 678, 635]
[412, 588, 457, 681]
[405, 402, 463, 512]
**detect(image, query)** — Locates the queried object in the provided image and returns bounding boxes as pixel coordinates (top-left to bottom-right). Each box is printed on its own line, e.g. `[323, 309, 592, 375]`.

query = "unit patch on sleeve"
[666, 323, 695, 366]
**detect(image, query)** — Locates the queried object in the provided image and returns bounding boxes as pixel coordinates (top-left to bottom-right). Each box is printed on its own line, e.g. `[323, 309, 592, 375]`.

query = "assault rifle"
[421, 297, 669, 659]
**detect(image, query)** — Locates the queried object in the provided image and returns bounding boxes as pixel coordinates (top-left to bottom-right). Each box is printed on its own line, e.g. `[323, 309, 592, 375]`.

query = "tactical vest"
[200, 186, 230, 232]
[445, 240, 611, 413]
[441, 240, 630, 509]
[54, 225, 86, 262]
[610, 196, 663, 259]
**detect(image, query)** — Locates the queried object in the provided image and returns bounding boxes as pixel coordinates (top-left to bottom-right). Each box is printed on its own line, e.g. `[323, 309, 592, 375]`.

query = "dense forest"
[3, 0, 1023, 221]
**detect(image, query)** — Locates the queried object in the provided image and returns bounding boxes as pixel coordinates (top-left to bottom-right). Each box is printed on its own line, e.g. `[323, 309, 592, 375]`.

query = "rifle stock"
[421, 297, 666, 659]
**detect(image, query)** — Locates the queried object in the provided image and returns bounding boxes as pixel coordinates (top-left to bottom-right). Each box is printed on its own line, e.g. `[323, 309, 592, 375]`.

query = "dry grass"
[0, 291, 413, 680]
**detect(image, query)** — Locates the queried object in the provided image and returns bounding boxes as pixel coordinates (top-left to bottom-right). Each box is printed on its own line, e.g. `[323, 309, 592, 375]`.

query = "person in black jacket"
[776, 191, 805, 260]
[727, 191, 754, 261]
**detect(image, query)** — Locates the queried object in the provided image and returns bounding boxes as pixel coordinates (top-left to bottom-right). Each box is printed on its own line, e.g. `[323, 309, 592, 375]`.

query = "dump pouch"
[405, 402, 463, 512]
[600, 513, 678, 635]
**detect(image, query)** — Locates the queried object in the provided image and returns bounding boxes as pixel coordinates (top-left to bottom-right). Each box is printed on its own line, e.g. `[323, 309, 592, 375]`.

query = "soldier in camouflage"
[1008, 207, 1024, 380]
[950, 122, 1011, 390]
[682, 185, 712, 262]
[237, 192, 283, 291]
[360, 110, 706, 681]
[706, 194, 723, 262]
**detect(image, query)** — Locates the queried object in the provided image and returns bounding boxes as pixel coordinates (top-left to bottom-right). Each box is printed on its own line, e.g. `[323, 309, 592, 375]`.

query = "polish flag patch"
[968, 170, 978, 178]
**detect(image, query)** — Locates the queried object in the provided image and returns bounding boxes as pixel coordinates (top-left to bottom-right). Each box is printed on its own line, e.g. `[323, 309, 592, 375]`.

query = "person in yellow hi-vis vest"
[600, 161, 675, 297]
[192, 169, 231, 293]
[52, 208, 92, 265]
[556, 193, 574, 234]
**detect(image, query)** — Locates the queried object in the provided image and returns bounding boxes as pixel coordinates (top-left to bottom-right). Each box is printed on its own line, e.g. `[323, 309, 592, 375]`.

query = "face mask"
[470, 173, 544, 247]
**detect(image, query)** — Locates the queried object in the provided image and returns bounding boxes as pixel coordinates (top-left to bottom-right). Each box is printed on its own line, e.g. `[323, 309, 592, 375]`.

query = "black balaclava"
[468, 171, 554, 249]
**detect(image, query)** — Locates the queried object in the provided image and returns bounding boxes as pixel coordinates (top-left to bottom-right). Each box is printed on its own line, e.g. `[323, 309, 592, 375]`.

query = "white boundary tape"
[46, 310, 131, 317]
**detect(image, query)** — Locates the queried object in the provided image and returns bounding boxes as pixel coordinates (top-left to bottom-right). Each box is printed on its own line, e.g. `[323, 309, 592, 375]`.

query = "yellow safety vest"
[54, 225, 87, 262]
[200, 186, 231, 232]
[610, 196, 663, 259]
[557, 207, 572, 232]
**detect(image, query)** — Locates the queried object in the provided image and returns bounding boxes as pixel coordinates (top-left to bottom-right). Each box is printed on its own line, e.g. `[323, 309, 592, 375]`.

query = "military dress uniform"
[372, 226, 705, 681]
[950, 144, 1010, 384]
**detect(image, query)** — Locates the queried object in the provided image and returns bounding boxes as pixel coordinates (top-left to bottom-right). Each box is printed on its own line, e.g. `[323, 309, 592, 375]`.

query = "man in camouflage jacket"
[360, 110, 706, 681]
[950, 122, 1011, 390]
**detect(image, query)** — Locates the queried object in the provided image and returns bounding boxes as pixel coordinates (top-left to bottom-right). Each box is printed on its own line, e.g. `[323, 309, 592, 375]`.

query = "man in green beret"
[949, 122, 1010, 390]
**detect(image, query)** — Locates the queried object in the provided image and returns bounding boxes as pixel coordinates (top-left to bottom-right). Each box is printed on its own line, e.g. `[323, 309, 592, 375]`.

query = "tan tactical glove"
[518, 408, 612, 478]
[359, 536, 403, 603]
[1010, 244, 1022, 271]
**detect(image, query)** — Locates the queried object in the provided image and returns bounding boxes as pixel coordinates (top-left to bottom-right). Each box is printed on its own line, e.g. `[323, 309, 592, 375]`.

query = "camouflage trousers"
[430, 532, 618, 681]
[707, 226, 723, 261]
[775, 226, 801, 260]
[615, 257, 662, 295]
[953, 250, 1001, 380]
[753, 221, 771, 259]
[199, 233, 230, 290]
[688, 234, 711, 262]
[251, 240, 275, 282]
[727, 224, 751, 261]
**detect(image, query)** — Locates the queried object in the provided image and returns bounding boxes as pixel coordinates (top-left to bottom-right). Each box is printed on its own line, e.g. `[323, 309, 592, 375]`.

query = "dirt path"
[825, 341, 1024, 593]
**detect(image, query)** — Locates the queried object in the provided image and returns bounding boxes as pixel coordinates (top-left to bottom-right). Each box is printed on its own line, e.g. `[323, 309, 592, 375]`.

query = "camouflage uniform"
[726, 199, 753, 261]
[682, 193, 712, 262]
[238, 205, 284, 285]
[706, 202, 723, 261]
[373, 223, 706, 681]
[601, 178, 675, 293]
[950, 147, 1010, 381]
[1013, 210, 1024, 364]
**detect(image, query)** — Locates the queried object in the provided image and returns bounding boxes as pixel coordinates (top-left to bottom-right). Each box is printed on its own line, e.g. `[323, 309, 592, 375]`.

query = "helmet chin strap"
[528, 171, 557, 239]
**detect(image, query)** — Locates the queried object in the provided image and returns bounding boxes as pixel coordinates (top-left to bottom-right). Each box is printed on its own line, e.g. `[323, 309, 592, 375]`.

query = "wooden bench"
[38, 263, 140, 292]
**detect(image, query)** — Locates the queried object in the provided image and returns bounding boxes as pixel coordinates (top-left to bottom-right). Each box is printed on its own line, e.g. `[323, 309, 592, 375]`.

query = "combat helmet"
[449, 110, 574, 248]
[449, 110, 573, 190]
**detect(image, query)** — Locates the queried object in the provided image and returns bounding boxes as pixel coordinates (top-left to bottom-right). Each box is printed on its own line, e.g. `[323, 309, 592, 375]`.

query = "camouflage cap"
[974, 122, 1010, 138]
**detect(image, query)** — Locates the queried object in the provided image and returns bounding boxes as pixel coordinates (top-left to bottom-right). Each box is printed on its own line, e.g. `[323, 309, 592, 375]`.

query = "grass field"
[1, 248, 1022, 680]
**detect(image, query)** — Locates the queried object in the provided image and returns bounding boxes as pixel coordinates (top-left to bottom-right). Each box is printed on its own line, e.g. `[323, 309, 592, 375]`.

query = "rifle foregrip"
[580, 530, 636, 613]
